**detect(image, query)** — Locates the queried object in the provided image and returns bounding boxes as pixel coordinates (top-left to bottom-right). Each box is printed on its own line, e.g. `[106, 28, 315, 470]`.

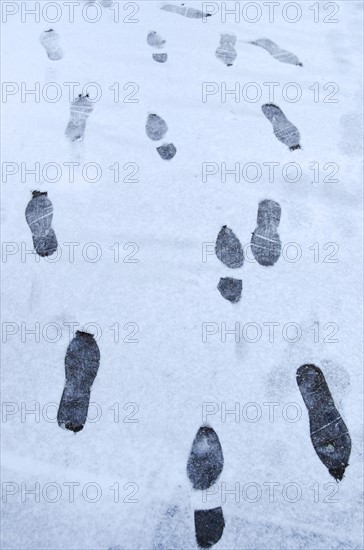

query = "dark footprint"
[215, 34, 237, 67]
[195, 508, 225, 548]
[39, 29, 63, 61]
[25, 191, 53, 237]
[187, 426, 224, 490]
[296, 364, 351, 481]
[251, 199, 281, 267]
[250, 38, 302, 66]
[57, 331, 100, 433]
[215, 226, 244, 269]
[147, 31, 166, 48]
[65, 94, 94, 142]
[217, 277, 242, 303]
[25, 191, 58, 257]
[262, 104, 301, 150]
[157, 143, 176, 160]
[153, 53, 168, 63]
[146, 114, 168, 141]
[161, 4, 212, 18]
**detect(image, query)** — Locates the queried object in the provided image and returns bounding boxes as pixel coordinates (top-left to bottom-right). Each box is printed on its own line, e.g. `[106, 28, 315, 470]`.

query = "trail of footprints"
[28, 13, 351, 550]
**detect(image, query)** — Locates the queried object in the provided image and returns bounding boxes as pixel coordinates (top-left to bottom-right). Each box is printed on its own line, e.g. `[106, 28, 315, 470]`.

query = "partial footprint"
[146, 114, 168, 141]
[187, 426, 224, 490]
[39, 29, 63, 61]
[147, 31, 168, 63]
[57, 331, 101, 433]
[147, 31, 166, 49]
[296, 364, 351, 481]
[262, 103, 301, 150]
[251, 199, 282, 267]
[146, 114, 177, 160]
[215, 226, 244, 268]
[217, 277, 242, 303]
[161, 3, 212, 18]
[25, 191, 58, 257]
[157, 143, 177, 160]
[194, 508, 225, 548]
[250, 38, 302, 66]
[65, 94, 94, 142]
[216, 34, 237, 67]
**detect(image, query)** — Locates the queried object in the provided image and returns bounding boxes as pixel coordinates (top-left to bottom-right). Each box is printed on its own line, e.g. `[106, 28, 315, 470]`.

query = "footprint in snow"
[147, 31, 168, 63]
[250, 38, 302, 66]
[145, 113, 177, 160]
[262, 103, 301, 150]
[65, 94, 94, 142]
[25, 191, 58, 257]
[250, 199, 282, 267]
[296, 364, 351, 481]
[216, 34, 237, 67]
[57, 331, 100, 433]
[39, 29, 63, 61]
[161, 3, 212, 19]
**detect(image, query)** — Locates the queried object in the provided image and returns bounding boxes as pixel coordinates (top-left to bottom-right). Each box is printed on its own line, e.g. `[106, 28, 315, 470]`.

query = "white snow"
[1, 1, 363, 548]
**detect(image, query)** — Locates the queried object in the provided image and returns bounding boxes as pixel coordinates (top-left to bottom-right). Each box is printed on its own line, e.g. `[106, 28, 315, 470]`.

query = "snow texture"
[1, 1, 363, 549]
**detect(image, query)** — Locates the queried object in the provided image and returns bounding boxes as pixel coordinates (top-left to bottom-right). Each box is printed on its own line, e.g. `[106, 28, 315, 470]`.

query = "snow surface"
[1, 1, 363, 548]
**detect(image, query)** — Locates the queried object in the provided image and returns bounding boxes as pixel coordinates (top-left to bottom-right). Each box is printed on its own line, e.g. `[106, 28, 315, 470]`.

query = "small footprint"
[216, 34, 237, 67]
[57, 331, 101, 433]
[146, 114, 177, 160]
[215, 226, 244, 269]
[161, 3, 212, 18]
[187, 426, 224, 490]
[65, 94, 94, 142]
[25, 191, 58, 257]
[250, 38, 302, 66]
[217, 277, 242, 304]
[262, 103, 301, 150]
[296, 364, 351, 481]
[146, 113, 168, 141]
[194, 508, 225, 548]
[250, 199, 282, 267]
[39, 29, 63, 61]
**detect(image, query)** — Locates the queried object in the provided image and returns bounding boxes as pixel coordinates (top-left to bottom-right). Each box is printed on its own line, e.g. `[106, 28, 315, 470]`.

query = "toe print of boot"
[251, 38, 302, 66]
[251, 200, 282, 267]
[215, 34, 237, 67]
[215, 226, 244, 269]
[296, 364, 351, 481]
[262, 103, 301, 150]
[39, 29, 63, 61]
[25, 191, 58, 257]
[57, 331, 100, 433]
[187, 426, 224, 490]
[194, 508, 225, 548]
[65, 94, 94, 142]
